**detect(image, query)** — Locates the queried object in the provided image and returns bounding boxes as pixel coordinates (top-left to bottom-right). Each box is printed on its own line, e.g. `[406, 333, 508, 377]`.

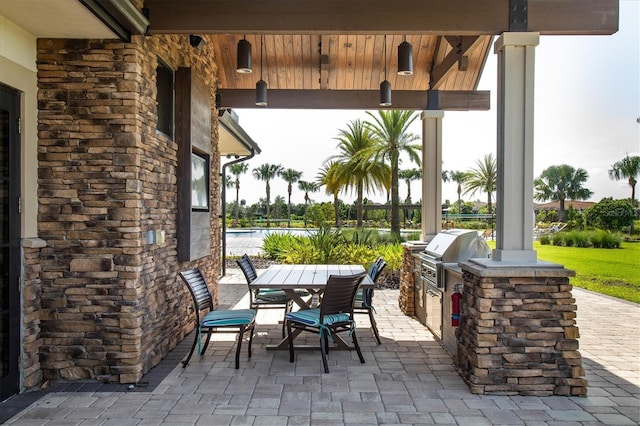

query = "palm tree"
[298, 180, 319, 227]
[534, 164, 593, 222]
[317, 161, 345, 227]
[228, 163, 248, 221]
[252, 163, 284, 228]
[399, 168, 421, 225]
[365, 110, 421, 239]
[327, 119, 389, 228]
[280, 168, 302, 228]
[462, 154, 497, 215]
[609, 154, 640, 234]
[449, 170, 468, 215]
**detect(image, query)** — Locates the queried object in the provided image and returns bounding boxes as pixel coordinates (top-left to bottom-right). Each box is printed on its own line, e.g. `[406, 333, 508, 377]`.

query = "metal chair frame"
[179, 268, 255, 369]
[286, 272, 367, 373]
[236, 254, 294, 337]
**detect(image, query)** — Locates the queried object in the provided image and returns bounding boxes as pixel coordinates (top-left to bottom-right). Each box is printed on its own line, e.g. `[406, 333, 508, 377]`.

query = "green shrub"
[565, 230, 590, 247]
[539, 234, 551, 245]
[585, 198, 635, 231]
[261, 232, 301, 260]
[591, 230, 621, 249]
[404, 231, 422, 241]
[262, 226, 404, 273]
[552, 233, 565, 246]
[550, 229, 621, 249]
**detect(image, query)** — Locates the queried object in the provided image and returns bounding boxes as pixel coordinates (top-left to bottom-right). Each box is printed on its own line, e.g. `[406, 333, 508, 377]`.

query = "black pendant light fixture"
[397, 35, 413, 76]
[380, 35, 392, 107]
[255, 35, 268, 106]
[236, 35, 252, 74]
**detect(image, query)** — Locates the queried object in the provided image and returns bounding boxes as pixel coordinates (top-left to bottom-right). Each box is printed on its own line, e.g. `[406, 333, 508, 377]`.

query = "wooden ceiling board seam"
[345, 34, 357, 91]
[210, 36, 228, 90]
[327, 35, 339, 90]
[300, 34, 312, 90]
[335, 35, 348, 90]
[361, 34, 375, 92]
[283, 34, 296, 88]
[352, 34, 366, 91]
[261, 35, 275, 89]
[417, 35, 437, 90]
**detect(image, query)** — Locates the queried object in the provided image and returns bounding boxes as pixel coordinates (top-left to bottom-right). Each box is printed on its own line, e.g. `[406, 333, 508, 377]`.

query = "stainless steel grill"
[415, 229, 491, 338]
[418, 229, 491, 287]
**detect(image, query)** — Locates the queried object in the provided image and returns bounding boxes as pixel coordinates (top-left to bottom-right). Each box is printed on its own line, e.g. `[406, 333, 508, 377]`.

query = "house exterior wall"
[32, 33, 222, 384]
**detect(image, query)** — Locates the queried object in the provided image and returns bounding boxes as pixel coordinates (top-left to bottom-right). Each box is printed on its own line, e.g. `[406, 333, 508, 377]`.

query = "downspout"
[220, 150, 255, 277]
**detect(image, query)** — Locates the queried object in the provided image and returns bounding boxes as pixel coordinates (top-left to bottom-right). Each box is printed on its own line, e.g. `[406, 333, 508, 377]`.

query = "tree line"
[226, 111, 639, 235]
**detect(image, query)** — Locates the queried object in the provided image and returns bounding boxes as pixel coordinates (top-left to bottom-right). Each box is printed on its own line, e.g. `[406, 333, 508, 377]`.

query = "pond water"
[225, 228, 315, 238]
[225, 227, 421, 239]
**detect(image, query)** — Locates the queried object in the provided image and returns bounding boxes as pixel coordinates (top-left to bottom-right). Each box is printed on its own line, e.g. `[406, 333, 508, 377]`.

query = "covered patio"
[3, 269, 638, 424]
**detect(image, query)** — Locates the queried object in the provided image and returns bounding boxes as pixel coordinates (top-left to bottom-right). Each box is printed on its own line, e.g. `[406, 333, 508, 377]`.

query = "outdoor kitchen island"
[399, 233, 587, 396]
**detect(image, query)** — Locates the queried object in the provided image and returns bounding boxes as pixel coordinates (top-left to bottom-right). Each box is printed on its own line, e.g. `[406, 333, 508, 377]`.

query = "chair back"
[236, 254, 258, 283]
[179, 268, 213, 322]
[373, 259, 387, 282]
[320, 272, 367, 319]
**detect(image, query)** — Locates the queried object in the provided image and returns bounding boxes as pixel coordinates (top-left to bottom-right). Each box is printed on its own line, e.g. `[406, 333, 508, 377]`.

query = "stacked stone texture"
[398, 245, 416, 315]
[22, 245, 45, 388]
[456, 268, 587, 396]
[35, 34, 221, 384]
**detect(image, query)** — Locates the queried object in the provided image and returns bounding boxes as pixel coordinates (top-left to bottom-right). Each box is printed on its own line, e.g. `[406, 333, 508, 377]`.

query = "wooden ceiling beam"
[430, 36, 481, 89]
[144, 0, 618, 36]
[217, 89, 490, 111]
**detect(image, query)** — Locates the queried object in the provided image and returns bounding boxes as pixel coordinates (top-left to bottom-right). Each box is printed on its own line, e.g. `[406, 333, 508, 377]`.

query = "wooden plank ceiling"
[143, 0, 618, 109]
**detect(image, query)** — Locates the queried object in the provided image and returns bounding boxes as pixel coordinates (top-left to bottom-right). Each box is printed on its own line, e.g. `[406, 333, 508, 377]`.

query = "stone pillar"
[456, 259, 587, 396]
[398, 242, 427, 316]
[420, 111, 444, 241]
[493, 32, 539, 262]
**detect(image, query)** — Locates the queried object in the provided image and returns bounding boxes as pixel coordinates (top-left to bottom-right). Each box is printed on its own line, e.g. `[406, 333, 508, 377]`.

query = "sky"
[225, 1, 640, 207]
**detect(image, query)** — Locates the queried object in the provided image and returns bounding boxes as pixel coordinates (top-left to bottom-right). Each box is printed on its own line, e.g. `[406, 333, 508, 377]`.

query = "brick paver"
[3, 268, 639, 425]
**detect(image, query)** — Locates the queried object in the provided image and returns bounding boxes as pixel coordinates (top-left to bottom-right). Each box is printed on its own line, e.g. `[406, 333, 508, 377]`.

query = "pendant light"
[379, 35, 392, 107]
[236, 35, 252, 73]
[255, 35, 268, 106]
[397, 35, 413, 76]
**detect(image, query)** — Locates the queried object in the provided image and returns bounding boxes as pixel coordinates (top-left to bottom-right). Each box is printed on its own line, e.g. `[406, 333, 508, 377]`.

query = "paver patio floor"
[3, 269, 639, 425]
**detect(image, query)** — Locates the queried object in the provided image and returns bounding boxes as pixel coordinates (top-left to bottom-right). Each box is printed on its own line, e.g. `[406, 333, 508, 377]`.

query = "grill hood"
[424, 229, 491, 262]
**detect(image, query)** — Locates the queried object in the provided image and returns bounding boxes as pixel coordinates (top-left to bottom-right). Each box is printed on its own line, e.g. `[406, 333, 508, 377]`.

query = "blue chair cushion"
[285, 308, 351, 327]
[201, 309, 256, 327]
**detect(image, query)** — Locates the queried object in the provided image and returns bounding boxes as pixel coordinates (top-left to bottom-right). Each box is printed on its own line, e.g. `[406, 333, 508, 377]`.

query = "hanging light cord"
[260, 34, 264, 80]
[384, 35, 387, 80]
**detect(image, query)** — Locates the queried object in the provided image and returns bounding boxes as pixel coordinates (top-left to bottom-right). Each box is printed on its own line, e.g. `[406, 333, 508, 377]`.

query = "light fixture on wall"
[236, 35, 252, 73]
[397, 35, 413, 75]
[255, 35, 268, 106]
[380, 35, 392, 107]
[189, 35, 204, 50]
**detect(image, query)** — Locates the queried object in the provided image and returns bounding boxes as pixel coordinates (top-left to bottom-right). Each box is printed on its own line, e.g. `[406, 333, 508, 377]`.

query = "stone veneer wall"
[22, 242, 46, 388]
[456, 262, 587, 396]
[34, 34, 221, 384]
[398, 245, 416, 316]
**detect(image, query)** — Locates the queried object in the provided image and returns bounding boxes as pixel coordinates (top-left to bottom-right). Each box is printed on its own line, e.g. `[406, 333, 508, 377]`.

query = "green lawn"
[485, 240, 640, 303]
[535, 242, 640, 304]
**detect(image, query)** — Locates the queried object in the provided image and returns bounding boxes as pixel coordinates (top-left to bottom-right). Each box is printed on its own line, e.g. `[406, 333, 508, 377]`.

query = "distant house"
[533, 200, 595, 213]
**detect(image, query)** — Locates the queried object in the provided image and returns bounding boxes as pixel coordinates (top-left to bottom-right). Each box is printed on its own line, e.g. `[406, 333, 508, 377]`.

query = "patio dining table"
[249, 264, 373, 350]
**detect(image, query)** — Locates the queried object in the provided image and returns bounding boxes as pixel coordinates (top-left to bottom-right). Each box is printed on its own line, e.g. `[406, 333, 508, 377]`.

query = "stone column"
[456, 261, 586, 396]
[420, 111, 444, 241]
[454, 32, 586, 397]
[493, 32, 539, 262]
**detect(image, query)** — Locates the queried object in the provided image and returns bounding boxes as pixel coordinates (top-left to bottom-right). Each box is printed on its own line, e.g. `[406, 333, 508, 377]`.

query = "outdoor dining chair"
[285, 271, 367, 373]
[179, 268, 256, 369]
[354, 257, 387, 344]
[237, 253, 308, 337]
